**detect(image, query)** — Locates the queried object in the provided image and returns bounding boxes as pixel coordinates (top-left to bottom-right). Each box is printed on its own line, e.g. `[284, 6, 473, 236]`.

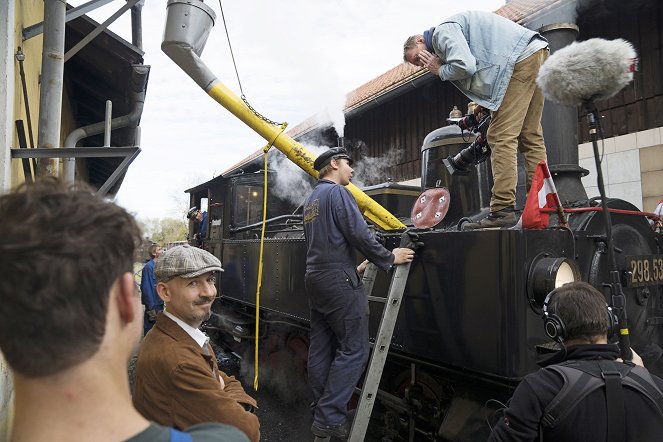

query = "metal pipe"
[36, 0, 67, 177]
[15, 48, 35, 149]
[63, 65, 150, 183]
[162, 0, 405, 231]
[104, 100, 112, 147]
[131, 0, 144, 50]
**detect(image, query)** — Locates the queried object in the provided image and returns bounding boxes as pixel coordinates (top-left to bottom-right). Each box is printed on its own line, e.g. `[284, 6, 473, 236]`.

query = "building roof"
[222, 0, 576, 175]
[65, 10, 145, 194]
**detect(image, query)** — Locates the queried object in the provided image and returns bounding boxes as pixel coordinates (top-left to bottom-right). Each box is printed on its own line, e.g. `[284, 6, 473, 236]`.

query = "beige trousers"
[487, 48, 549, 212]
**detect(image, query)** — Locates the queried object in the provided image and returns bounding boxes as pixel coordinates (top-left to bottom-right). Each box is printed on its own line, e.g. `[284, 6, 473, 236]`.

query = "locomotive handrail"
[540, 206, 661, 221]
[229, 214, 303, 234]
[162, 0, 406, 231]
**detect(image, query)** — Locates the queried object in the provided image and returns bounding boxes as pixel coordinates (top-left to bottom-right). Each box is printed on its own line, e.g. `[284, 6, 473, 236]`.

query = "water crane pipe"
[162, 0, 405, 231]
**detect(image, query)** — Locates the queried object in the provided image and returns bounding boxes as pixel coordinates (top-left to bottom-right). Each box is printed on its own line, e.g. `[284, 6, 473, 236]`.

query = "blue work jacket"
[140, 259, 163, 310]
[303, 179, 394, 272]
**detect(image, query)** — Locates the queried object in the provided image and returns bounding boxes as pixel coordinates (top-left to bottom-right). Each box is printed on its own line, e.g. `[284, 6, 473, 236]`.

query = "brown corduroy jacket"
[133, 314, 260, 442]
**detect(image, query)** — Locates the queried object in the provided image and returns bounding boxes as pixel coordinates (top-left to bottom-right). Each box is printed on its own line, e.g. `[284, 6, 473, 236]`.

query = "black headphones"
[541, 288, 619, 343]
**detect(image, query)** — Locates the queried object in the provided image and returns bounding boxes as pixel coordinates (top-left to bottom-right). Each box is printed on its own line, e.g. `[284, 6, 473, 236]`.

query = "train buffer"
[348, 254, 413, 442]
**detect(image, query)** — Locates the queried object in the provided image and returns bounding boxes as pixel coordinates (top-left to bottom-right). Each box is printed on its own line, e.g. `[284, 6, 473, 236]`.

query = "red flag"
[522, 161, 563, 229]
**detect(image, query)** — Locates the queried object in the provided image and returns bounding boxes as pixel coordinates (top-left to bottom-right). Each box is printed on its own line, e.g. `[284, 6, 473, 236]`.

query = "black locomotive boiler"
[186, 120, 663, 440]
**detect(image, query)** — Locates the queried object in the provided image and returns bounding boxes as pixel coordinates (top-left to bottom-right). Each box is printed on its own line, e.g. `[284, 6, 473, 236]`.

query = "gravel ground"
[215, 346, 315, 441]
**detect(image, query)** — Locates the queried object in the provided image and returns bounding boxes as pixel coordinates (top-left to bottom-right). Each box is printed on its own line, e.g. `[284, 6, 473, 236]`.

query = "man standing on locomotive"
[489, 282, 663, 441]
[403, 11, 549, 229]
[303, 147, 415, 440]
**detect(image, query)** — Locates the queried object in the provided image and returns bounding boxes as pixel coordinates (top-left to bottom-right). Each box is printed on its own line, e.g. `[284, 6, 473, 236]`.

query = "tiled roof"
[223, 0, 574, 174]
[285, 113, 331, 140]
[345, 63, 426, 111]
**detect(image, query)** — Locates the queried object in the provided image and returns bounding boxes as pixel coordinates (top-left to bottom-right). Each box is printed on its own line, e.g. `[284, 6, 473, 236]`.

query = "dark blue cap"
[313, 147, 353, 171]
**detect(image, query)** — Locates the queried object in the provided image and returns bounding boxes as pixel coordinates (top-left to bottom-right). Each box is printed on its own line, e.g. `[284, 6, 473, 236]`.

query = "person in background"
[0, 179, 248, 442]
[133, 245, 260, 442]
[404, 11, 549, 229]
[141, 243, 163, 335]
[303, 147, 415, 440]
[187, 206, 208, 246]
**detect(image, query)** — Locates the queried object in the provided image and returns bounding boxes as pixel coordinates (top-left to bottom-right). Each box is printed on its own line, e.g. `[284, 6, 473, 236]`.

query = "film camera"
[443, 106, 492, 176]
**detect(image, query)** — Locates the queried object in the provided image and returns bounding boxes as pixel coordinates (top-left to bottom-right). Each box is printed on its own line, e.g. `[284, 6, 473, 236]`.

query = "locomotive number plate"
[626, 255, 663, 287]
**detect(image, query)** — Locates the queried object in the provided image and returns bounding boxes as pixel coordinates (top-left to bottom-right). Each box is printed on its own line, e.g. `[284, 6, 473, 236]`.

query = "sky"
[70, 0, 505, 222]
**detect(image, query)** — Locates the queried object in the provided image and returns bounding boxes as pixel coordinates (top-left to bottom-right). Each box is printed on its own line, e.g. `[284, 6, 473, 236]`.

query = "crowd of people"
[0, 9, 662, 442]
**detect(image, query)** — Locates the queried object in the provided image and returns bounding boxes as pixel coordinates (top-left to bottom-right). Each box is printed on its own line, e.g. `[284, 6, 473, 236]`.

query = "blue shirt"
[196, 211, 208, 239]
[141, 259, 163, 310]
[303, 179, 394, 272]
[428, 11, 546, 110]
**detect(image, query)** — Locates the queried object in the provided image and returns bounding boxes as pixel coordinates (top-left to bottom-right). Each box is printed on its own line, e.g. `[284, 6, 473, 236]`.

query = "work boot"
[462, 207, 517, 230]
[311, 420, 350, 441]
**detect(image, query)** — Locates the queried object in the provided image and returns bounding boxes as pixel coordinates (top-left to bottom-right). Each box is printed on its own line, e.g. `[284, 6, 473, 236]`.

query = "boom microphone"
[536, 38, 638, 106]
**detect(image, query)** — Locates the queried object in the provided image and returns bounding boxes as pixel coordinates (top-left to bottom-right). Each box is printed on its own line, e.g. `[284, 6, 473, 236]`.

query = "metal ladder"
[347, 255, 413, 441]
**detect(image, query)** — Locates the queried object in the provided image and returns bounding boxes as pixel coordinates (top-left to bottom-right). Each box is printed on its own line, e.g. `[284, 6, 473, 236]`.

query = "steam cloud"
[269, 143, 404, 207]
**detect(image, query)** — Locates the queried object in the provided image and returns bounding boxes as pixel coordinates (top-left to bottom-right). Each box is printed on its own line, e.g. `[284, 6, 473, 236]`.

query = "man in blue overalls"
[303, 147, 415, 440]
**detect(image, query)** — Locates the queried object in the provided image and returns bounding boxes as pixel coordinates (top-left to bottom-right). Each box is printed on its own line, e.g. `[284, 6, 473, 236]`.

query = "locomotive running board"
[348, 260, 412, 441]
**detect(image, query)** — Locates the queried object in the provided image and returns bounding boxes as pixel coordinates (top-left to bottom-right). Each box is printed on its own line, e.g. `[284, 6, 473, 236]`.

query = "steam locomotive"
[164, 0, 663, 439]
[185, 123, 663, 440]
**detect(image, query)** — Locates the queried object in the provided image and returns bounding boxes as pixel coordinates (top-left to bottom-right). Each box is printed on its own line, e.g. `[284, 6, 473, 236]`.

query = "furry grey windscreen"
[536, 38, 637, 106]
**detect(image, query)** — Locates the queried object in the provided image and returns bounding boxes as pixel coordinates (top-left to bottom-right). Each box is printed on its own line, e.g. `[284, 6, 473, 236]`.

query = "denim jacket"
[430, 11, 545, 111]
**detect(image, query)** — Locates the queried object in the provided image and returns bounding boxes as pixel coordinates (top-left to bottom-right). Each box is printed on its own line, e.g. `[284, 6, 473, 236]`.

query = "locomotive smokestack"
[539, 23, 579, 166]
[537, 21, 589, 203]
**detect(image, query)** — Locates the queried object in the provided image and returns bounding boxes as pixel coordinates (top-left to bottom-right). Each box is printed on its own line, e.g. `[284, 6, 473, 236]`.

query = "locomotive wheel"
[385, 369, 449, 440]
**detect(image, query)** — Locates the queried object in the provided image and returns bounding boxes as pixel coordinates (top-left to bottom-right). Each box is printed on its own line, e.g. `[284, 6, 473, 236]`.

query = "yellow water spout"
[162, 0, 405, 231]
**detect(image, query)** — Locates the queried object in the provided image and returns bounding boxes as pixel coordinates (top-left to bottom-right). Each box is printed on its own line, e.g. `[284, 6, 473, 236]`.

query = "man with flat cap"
[304, 147, 415, 440]
[133, 245, 260, 442]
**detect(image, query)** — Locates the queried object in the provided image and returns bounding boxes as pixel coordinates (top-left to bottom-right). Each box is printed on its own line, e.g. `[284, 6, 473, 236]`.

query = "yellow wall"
[11, 0, 43, 188]
[10, 0, 76, 189]
[0, 353, 13, 441]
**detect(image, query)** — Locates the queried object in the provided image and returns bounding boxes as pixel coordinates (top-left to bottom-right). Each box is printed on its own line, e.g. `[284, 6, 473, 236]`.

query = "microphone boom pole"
[584, 100, 632, 361]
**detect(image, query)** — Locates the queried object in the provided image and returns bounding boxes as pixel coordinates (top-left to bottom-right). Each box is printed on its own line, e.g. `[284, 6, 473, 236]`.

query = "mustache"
[193, 296, 219, 305]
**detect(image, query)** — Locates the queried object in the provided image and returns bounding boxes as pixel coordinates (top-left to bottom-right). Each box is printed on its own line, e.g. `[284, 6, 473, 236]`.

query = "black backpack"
[540, 359, 663, 442]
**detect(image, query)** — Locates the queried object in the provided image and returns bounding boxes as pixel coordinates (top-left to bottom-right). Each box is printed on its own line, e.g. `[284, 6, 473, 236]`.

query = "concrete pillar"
[0, 0, 15, 191]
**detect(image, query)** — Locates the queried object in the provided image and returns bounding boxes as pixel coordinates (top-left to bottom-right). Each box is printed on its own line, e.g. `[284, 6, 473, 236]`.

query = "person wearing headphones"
[489, 281, 663, 441]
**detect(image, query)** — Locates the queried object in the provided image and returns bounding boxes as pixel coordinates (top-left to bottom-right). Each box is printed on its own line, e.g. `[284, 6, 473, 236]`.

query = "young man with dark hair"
[304, 147, 415, 440]
[0, 179, 248, 442]
[141, 243, 164, 334]
[489, 281, 663, 441]
[133, 245, 260, 442]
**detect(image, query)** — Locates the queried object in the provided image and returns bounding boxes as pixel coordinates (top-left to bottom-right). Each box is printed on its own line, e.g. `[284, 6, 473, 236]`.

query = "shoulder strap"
[169, 428, 194, 442]
[541, 363, 605, 428]
[597, 360, 625, 442]
[622, 365, 663, 416]
[542, 359, 663, 442]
